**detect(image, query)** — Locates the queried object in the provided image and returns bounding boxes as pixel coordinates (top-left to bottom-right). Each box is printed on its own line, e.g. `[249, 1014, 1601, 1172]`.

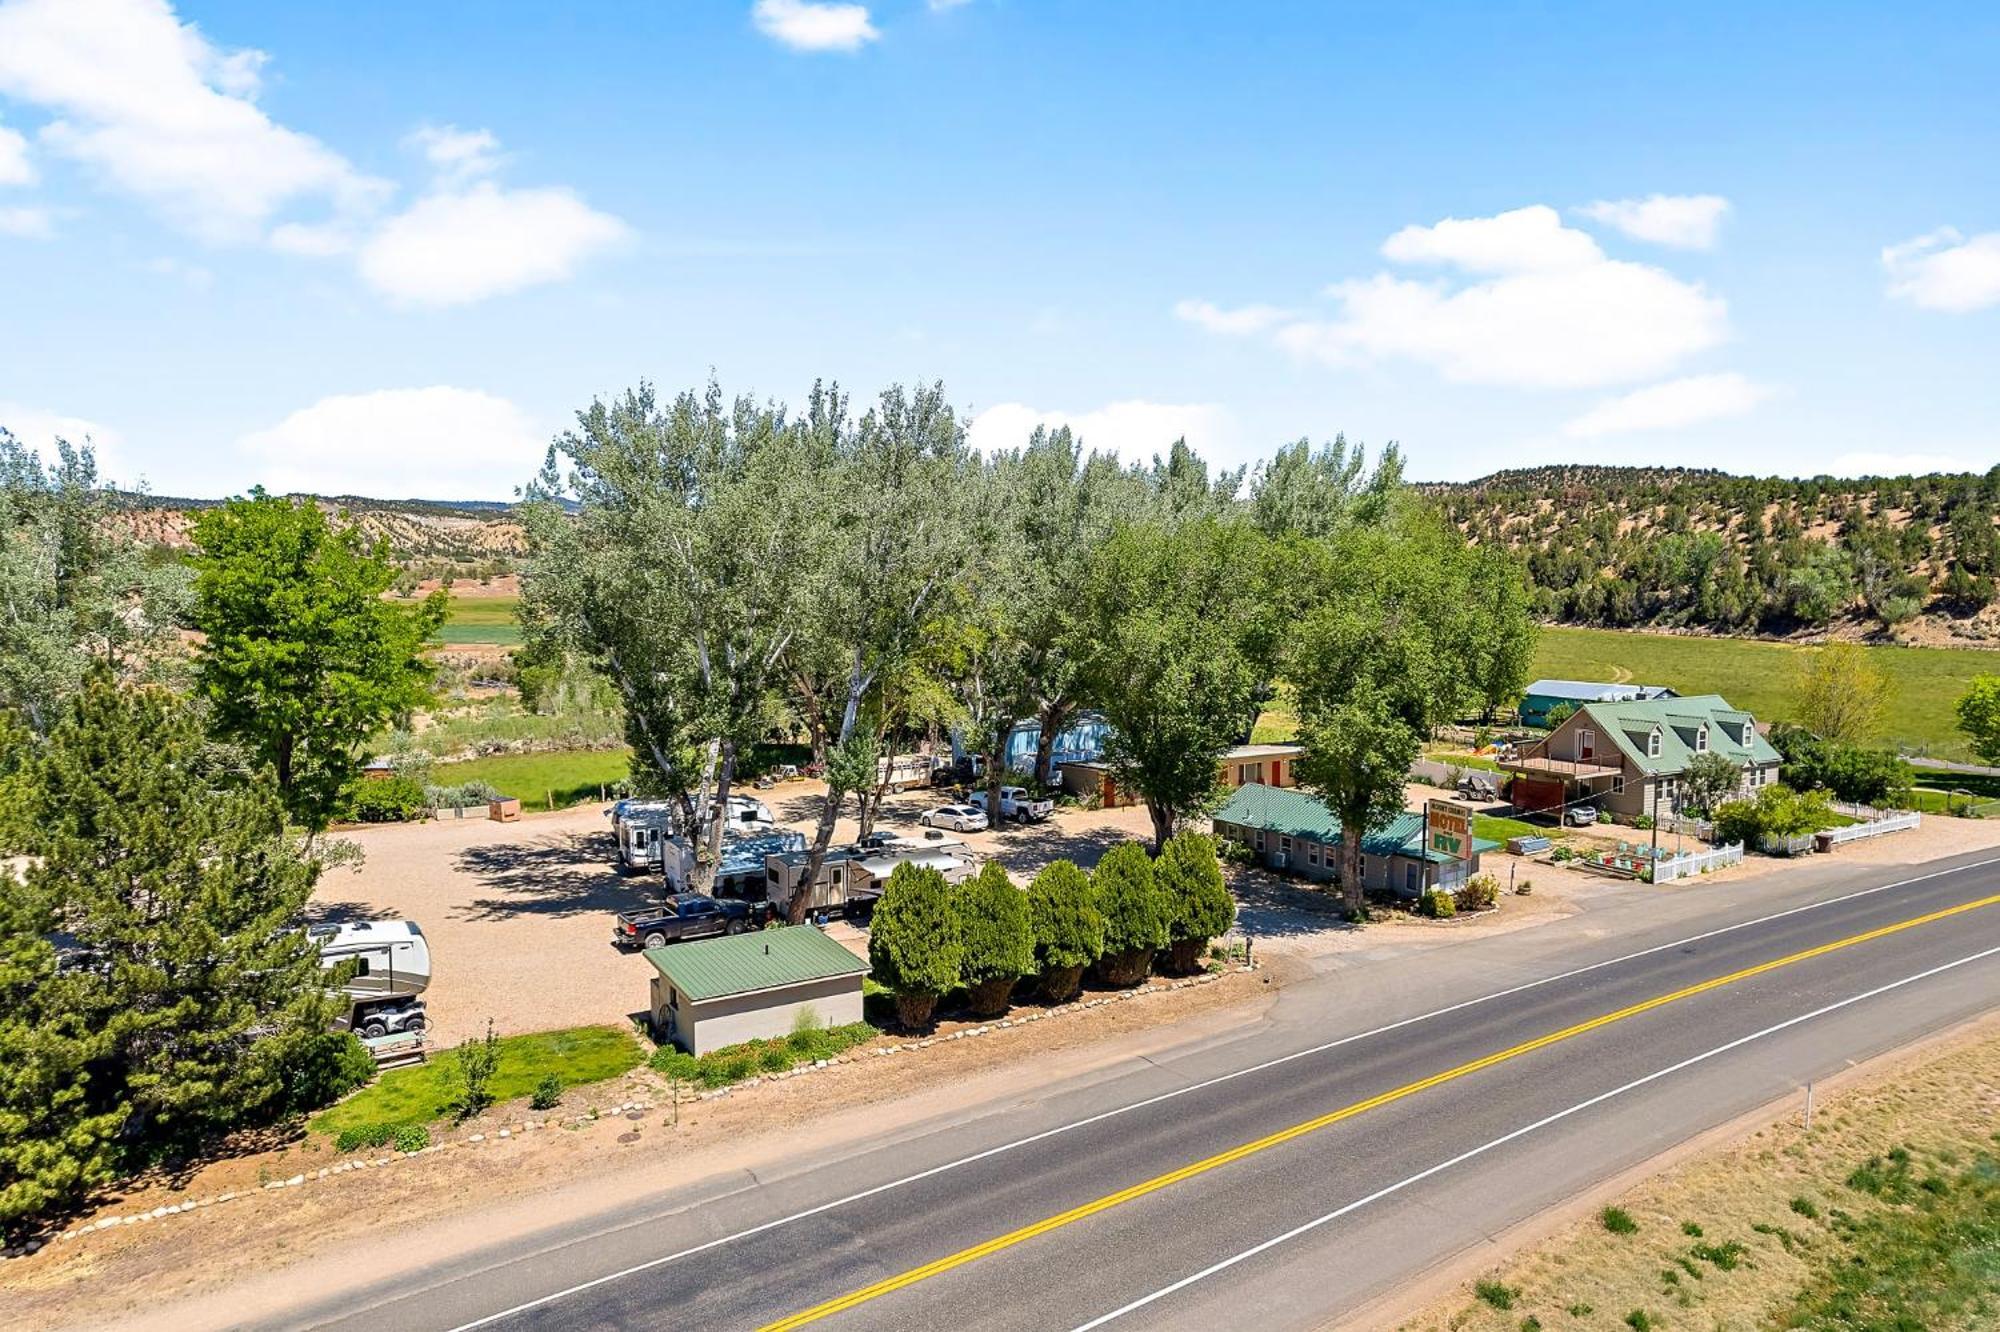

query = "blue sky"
[1, 0, 1996, 499]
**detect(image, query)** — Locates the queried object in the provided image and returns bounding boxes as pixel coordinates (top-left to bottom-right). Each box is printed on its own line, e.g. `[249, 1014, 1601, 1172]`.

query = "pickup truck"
[968, 785, 1055, 824]
[613, 893, 771, 950]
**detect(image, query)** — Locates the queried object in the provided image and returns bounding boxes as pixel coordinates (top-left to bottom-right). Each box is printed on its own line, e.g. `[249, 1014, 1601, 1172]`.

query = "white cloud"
[1186, 204, 1729, 391]
[0, 118, 33, 185]
[0, 0, 386, 243]
[1563, 372, 1771, 438]
[1381, 204, 1602, 273]
[967, 400, 1233, 464]
[0, 400, 130, 480]
[0, 204, 53, 238]
[1578, 194, 1730, 250]
[358, 181, 628, 307]
[752, 0, 879, 52]
[1827, 450, 1980, 477]
[406, 123, 502, 182]
[1882, 227, 2000, 312]
[236, 387, 545, 499]
[1172, 299, 1295, 336]
[146, 255, 213, 289]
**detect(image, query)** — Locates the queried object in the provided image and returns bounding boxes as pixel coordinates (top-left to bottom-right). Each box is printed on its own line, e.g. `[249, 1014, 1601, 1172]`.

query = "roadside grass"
[1396, 1029, 2000, 1332]
[432, 749, 631, 809]
[1533, 626, 1997, 762]
[311, 1025, 643, 1140]
[416, 699, 625, 761]
[648, 1021, 879, 1092]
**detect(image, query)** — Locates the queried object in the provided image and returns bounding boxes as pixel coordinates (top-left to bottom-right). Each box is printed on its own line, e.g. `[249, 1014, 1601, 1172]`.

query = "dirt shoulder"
[1, 968, 1270, 1330]
[1376, 1009, 2000, 1332]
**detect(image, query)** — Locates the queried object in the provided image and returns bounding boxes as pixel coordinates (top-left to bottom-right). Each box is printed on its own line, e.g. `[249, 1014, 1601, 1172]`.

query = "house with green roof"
[1210, 783, 1500, 898]
[644, 926, 869, 1055]
[1495, 693, 1782, 821]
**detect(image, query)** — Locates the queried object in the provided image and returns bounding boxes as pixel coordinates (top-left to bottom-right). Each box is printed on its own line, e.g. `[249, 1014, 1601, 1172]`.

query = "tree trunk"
[966, 975, 1015, 1019]
[1340, 828, 1364, 914]
[1167, 937, 1207, 975]
[984, 740, 1005, 828]
[692, 737, 735, 897]
[1034, 699, 1072, 788]
[1039, 964, 1085, 1003]
[787, 660, 869, 924]
[893, 990, 939, 1032]
[1146, 799, 1175, 856]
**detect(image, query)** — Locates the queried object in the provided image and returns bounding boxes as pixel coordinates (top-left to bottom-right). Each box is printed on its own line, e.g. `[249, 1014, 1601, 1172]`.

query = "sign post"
[1426, 798, 1474, 889]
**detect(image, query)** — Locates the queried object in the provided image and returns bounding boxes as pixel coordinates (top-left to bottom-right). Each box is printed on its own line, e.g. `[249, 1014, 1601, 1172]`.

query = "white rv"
[312, 920, 432, 1039]
[610, 795, 777, 873]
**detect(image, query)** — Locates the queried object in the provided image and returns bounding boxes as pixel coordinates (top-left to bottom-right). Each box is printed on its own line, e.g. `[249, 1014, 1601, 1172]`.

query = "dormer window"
[1647, 727, 1662, 758]
[1696, 725, 1709, 753]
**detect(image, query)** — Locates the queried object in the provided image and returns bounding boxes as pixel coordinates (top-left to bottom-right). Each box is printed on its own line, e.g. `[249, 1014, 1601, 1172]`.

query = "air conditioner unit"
[1270, 852, 1288, 869]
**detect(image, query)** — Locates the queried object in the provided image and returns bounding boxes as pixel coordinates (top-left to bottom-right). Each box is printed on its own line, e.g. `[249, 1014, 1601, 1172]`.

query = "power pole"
[1650, 780, 1660, 865]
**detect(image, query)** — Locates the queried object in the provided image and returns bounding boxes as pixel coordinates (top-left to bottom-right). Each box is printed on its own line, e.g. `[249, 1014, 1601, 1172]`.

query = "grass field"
[432, 748, 630, 809]
[1535, 626, 2000, 761]
[312, 1025, 642, 1138]
[403, 592, 523, 646]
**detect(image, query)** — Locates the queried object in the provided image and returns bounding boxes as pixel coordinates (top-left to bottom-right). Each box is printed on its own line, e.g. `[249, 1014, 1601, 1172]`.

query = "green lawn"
[311, 1025, 643, 1138]
[1534, 627, 2000, 761]
[1427, 750, 1504, 773]
[433, 749, 631, 809]
[402, 592, 524, 646]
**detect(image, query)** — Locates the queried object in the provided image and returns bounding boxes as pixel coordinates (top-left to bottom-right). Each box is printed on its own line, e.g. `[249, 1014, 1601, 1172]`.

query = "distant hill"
[1424, 465, 2000, 647]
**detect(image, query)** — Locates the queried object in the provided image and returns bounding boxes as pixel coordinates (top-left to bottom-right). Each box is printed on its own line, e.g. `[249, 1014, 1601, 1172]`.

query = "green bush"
[344, 774, 430, 823]
[1157, 831, 1234, 973]
[1633, 814, 1654, 831]
[1419, 887, 1456, 918]
[1474, 1279, 1518, 1311]
[954, 862, 1035, 1017]
[1092, 841, 1166, 986]
[270, 1027, 377, 1115]
[869, 863, 963, 1030]
[757, 1044, 793, 1073]
[1789, 1195, 1819, 1219]
[1624, 1312, 1653, 1332]
[650, 1049, 698, 1081]
[452, 1020, 501, 1120]
[393, 1124, 429, 1153]
[1453, 873, 1499, 913]
[1027, 859, 1103, 1001]
[529, 1072, 563, 1110]
[335, 1123, 398, 1153]
[1601, 1206, 1639, 1235]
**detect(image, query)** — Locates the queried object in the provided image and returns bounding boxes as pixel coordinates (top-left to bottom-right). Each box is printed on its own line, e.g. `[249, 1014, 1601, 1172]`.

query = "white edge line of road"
[438, 854, 2000, 1332]
[1068, 940, 2000, 1331]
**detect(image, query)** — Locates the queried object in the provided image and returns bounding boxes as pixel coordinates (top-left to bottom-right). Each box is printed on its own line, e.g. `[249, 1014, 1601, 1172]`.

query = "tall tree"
[1077, 518, 1281, 850]
[954, 862, 1034, 1018]
[191, 492, 444, 830]
[868, 862, 962, 1031]
[0, 432, 188, 737]
[3, 677, 357, 1229]
[1791, 642, 1887, 746]
[1955, 676, 2000, 767]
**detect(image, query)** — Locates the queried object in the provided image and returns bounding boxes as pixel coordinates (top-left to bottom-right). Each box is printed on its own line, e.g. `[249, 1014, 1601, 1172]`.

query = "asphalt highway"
[275, 851, 2000, 1332]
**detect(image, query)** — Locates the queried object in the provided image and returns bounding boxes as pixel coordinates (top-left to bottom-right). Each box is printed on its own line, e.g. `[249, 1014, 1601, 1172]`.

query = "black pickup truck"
[613, 892, 772, 950]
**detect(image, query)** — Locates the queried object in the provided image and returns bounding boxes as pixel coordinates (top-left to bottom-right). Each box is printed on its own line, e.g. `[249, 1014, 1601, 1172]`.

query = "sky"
[0, 0, 1997, 500]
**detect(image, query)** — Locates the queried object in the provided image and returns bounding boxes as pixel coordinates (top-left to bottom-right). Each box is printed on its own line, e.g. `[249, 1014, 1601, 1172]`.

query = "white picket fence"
[1651, 842, 1745, 884]
[1822, 810, 1921, 845]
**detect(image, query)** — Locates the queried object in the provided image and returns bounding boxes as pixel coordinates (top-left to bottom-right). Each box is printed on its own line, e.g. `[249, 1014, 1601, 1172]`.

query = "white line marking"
[1070, 943, 2000, 1331]
[440, 854, 2000, 1332]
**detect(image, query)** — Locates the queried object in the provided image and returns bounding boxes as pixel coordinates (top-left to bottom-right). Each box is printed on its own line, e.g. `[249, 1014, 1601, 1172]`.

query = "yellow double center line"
[761, 890, 2000, 1330]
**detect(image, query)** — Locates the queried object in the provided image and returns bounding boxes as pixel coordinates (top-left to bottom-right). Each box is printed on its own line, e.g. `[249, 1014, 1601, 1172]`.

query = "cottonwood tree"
[1290, 514, 1509, 913]
[0, 432, 188, 737]
[1077, 518, 1281, 850]
[523, 381, 825, 889]
[1791, 642, 1887, 746]
[191, 491, 443, 830]
[1956, 676, 2000, 766]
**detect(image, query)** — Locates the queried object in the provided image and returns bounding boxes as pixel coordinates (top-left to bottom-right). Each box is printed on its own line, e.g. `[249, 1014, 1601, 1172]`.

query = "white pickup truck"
[968, 785, 1055, 824]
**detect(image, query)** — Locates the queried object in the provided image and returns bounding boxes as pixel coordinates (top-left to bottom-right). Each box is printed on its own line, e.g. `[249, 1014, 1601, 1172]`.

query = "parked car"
[351, 997, 428, 1039]
[614, 893, 771, 950]
[1565, 804, 1599, 827]
[968, 786, 1055, 824]
[919, 804, 989, 833]
[850, 829, 916, 853]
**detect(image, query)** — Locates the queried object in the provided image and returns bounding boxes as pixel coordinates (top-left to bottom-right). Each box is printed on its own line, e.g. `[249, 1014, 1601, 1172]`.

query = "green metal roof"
[1211, 784, 1499, 863]
[1574, 694, 1782, 776]
[644, 926, 868, 1004]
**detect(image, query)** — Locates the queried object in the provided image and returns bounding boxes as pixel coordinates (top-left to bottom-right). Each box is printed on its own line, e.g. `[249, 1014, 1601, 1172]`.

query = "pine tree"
[953, 862, 1034, 1018]
[1091, 841, 1166, 986]
[1157, 831, 1234, 974]
[1026, 860, 1103, 1002]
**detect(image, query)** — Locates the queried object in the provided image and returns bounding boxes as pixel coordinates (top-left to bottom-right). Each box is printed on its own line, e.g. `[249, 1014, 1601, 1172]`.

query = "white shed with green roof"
[645, 926, 870, 1055]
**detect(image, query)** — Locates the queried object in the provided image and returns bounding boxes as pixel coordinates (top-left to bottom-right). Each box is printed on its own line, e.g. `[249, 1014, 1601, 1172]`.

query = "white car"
[920, 804, 989, 833]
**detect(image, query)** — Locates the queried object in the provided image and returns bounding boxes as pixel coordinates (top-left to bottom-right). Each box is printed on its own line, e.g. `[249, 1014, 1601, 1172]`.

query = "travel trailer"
[609, 794, 777, 872]
[311, 919, 432, 1040]
[664, 828, 807, 896]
